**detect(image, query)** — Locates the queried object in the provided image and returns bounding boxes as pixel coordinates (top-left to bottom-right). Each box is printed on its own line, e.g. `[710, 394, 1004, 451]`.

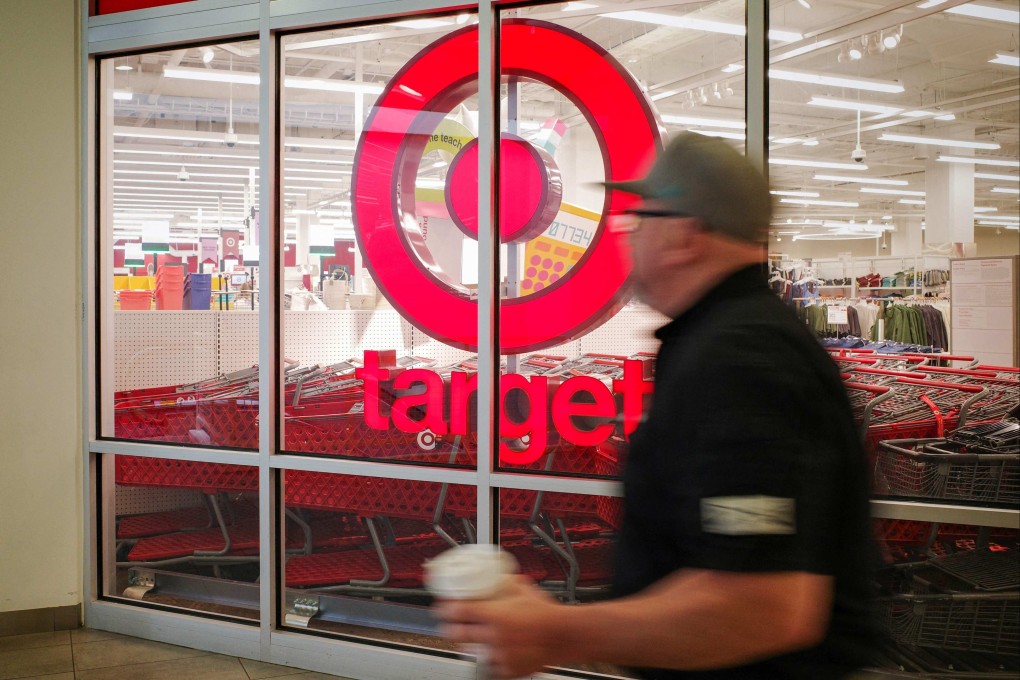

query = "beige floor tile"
[238, 658, 353, 680]
[70, 629, 127, 645]
[239, 657, 309, 678]
[72, 637, 208, 671]
[75, 653, 249, 680]
[0, 645, 73, 679]
[0, 631, 70, 653]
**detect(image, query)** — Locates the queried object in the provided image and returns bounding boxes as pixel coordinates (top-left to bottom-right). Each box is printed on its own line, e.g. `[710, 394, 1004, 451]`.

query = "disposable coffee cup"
[425, 544, 519, 600]
[425, 545, 520, 680]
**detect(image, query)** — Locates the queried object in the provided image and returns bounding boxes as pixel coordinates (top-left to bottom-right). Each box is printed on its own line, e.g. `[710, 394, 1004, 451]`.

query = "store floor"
[0, 628, 348, 680]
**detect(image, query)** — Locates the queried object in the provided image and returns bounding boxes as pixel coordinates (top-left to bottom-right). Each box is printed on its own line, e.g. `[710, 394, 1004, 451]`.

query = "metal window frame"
[79, 2, 794, 678]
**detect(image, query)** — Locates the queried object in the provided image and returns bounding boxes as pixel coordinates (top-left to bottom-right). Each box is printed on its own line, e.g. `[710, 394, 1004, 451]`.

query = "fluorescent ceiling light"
[976, 172, 1020, 181]
[813, 174, 909, 185]
[164, 67, 258, 85]
[115, 64, 133, 71]
[974, 206, 998, 212]
[946, 3, 1020, 24]
[769, 68, 904, 93]
[289, 76, 385, 95]
[989, 52, 1020, 67]
[115, 149, 259, 160]
[860, 187, 926, 196]
[113, 129, 259, 146]
[283, 139, 356, 151]
[771, 190, 820, 197]
[690, 130, 745, 140]
[562, 1, 598, 9]
[793, 231, 880, 241]
[602, 11, 802, 42]
[879, 133, 1000, 149]
[770, 158, 869, 171]
[284, 167, 351, 175]
[779, 198, 860, 207]
[390, 19, 451, 29]
[902, 109, 956, 121]
[286, 174, 349, 181]
[938, 155, 1020, 167]
[113, 90, 133, 101]
[721, 63, 744, 73]
[898, 199, 926, 205]
[116, 180, 248, 191]
[991, 187, 1020, 194]
[115, 159, 256, 171]
[164, 66, 386, 94]
[807, 96, 901, 115]
[113, 211, 175, 218]
[659, 115, 745, 129]
[917, 1, 948, 8]
[116, 169, 249, 179]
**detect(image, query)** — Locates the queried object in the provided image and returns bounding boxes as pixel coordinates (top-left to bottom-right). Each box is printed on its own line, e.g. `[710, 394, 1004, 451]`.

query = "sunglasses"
[608, 209, 697, 233]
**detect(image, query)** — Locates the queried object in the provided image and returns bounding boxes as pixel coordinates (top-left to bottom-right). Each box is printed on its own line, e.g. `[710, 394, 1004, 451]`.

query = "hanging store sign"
[221, 230, 241, 260]
[141, 221, 170, 253]
[353, 19, 661, 354]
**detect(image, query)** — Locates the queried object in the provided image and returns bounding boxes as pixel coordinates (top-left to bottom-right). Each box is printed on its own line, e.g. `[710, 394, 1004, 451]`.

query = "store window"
[280, 17, 479, 466]
[103, 455, 261, 619]
[99, 40, 261, 449]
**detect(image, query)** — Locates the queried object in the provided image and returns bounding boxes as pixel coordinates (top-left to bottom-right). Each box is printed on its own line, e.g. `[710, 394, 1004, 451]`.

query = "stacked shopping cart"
[831, 347, 1019, 673]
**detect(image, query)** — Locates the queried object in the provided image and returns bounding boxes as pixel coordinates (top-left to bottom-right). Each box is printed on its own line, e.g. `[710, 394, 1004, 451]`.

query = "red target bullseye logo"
[352, 19, 660, 353]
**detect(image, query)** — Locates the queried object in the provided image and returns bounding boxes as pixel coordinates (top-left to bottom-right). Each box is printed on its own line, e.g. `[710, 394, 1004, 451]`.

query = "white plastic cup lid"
[424, 544, 519, 599]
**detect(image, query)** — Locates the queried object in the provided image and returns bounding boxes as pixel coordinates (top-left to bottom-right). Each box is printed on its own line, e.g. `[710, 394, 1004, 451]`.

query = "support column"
[890, 216, 923, 257]
[924, 154, 974, 245]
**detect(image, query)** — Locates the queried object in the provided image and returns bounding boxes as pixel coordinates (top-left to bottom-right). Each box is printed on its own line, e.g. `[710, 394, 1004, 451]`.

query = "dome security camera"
[176, 166, 189, 182]
[225, 127, 238, 148]
[851, 146, 867, 163]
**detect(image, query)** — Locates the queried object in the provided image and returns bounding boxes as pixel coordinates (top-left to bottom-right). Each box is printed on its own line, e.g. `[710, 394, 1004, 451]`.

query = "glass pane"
[767, 1, 1019, 261]
[282, 470, 474, 646]
[498, 488, 625, 676]
[496, 0, 743, 471]
[280, 16, 479, 465]
[100, 41, 261, 449]
[106, 454, 260, 619]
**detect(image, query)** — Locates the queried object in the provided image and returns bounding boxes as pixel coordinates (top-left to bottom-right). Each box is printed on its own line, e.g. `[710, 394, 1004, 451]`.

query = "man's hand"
[434, 575, 567, 679]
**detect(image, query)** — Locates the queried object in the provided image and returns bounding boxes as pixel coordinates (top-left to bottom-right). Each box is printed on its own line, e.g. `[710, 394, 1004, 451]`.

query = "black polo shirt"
[613, 265, 884, 680]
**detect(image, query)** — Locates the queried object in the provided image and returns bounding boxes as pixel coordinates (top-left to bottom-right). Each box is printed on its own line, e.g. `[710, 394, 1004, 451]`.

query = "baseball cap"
[603, 132, 773, 243]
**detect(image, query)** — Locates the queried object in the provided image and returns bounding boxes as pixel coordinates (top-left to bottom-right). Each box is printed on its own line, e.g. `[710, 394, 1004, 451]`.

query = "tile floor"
[0, 629, 352, 680]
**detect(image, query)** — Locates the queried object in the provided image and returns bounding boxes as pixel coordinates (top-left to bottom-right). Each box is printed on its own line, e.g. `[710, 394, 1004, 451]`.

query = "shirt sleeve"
[673, 324, 854, 576]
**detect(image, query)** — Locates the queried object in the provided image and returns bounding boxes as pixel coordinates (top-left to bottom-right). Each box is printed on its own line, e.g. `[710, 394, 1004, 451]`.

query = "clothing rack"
[797, 297, 950, 350]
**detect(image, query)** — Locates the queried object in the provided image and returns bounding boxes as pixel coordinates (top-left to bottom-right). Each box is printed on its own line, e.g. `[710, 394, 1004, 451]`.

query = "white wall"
[0, 0, 81, 613]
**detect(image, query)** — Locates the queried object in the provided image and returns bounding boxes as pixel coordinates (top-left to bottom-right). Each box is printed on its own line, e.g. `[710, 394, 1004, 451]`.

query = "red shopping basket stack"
[119, 289, 153, 310]
[155, 265, 185, 310]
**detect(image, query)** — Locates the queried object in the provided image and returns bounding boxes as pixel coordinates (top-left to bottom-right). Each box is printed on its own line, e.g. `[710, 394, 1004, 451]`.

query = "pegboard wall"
[113, 306, 664, 390]
[219, 311, 259, 374]
[113, 311, 219, 391]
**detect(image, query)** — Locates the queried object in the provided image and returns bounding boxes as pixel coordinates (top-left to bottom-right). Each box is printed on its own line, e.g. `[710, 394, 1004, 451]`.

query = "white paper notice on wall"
[951, 258, 1011, 284]
[827, 306, 848, 324]
[950, 256, 1017, 366]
